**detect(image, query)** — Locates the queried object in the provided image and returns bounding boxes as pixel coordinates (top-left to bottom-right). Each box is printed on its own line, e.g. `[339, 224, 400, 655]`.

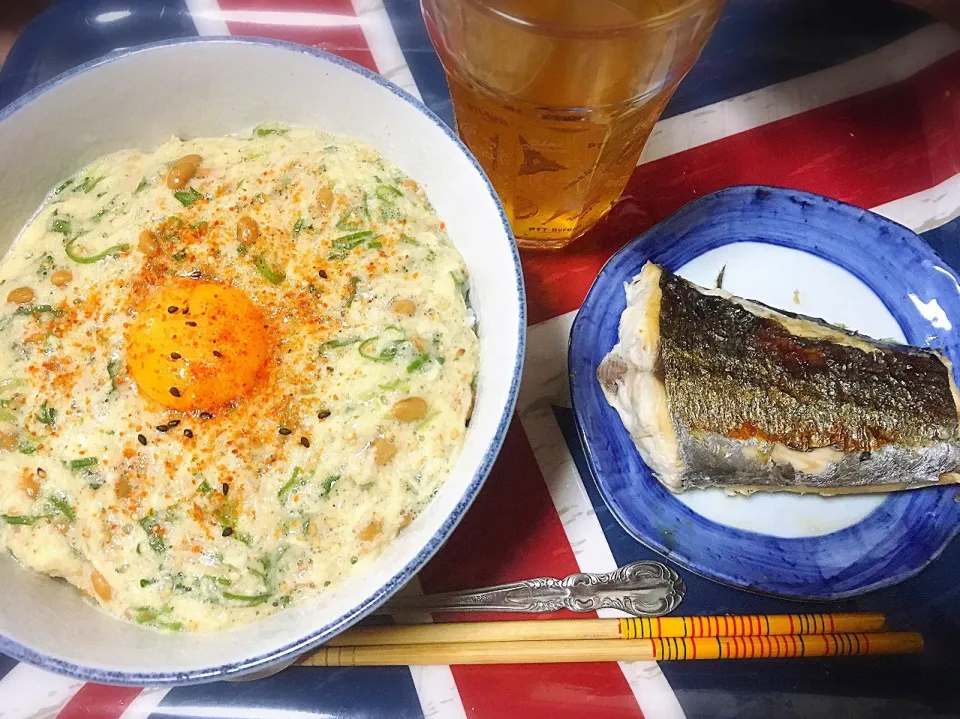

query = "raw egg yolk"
[127, 279, 271, 412]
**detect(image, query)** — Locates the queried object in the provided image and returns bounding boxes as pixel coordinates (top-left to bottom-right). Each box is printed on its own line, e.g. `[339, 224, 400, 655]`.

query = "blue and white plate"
[569, 185, 960, 600]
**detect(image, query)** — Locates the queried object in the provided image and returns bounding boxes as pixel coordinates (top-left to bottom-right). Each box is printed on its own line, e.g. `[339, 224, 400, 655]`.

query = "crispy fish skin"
[659, 271, 959, 452]
[598, 262, 960, 494]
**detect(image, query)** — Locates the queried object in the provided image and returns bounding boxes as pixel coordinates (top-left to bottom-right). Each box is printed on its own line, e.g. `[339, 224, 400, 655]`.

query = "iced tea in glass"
[422, 0, 723, 249]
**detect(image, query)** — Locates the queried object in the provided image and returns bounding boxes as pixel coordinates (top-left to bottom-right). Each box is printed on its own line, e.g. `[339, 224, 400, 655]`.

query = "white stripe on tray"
[390, 577, 468, 719]
[183, 0, 231, 36]
[350, 0, 422, 100]
[516, 313, 687, 719]
[0, 664, 84, 719]
[873, 173, 960, 234]
[119, 687, 171, 719]
[639, 23, 960, 165]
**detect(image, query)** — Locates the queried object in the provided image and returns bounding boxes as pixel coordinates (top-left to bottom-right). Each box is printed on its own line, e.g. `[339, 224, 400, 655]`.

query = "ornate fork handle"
[380, 561, 685, 617]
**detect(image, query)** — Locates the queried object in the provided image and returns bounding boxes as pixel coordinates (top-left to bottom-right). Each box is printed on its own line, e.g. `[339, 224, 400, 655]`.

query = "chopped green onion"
[55, 179, 74, 195]
[375, 184, 403, 202]
[237, 244, 247, 256]
[173, 187, 203, 207]
[156, 621, 184, 632]
[320, 474, 340, 498]
[235, 532, 253, 545]
[140, 578, 155, 587]
[18, 442, 37, 455]
[255, 254, 286, 285]
[14, 304, 62, 318]
[318, 337, 360, 356]
[65, 237, 129, 264]
[277, 467, 308, 502]
[48, 494, 75, 522]
[0, 378, 26, 393]
[359, 336, 405, 363]
[333, 230, 374, 250]
[37, 254, 55, 277]
[367, 239, 383, 250]
[406, 354, 429, 373]
[292, 217, 306, 237]
[197, 480, 213, 494]
[135, 177, 149, 194]
[107, 359, 121, 391]
[415, 411, 441, 431]
[36, 402, 57, 425]
[335, 214, 357, 231]
[67, 457, 97, 471]
[2, 514, 47, 525]
[216, 577, 233, 587]
[378, 378, 404, 391]
[254, 125, 288, 137]
[139, 514, 166, 553]
[51, 219, 72, 235]
[450, 271, 466, 289]
[345, 276, 360, 307]
[400, 235, 419, 245]
[133, 605, 171, 624]
[79, 176, 104, 194]
[171, 250, 187, 262]
[222, 591, 272, 605]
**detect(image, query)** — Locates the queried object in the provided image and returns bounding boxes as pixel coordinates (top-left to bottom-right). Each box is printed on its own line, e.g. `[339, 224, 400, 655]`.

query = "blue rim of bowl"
[568, 184, 960, 601]
[0, 36, 526, 685]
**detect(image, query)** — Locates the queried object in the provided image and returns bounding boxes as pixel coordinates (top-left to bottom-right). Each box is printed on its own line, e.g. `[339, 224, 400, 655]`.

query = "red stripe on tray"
[217, 0, 378, 71]
[56, 684, 142, 719]
[419, 420, 645, 719]
[522, 50, 960, 326]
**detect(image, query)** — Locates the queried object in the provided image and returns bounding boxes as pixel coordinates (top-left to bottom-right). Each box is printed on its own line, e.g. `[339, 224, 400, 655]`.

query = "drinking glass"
[422, 0, 724, 249]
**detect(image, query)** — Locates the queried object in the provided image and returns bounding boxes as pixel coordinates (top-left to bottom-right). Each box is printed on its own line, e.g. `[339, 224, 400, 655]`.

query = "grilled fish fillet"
[598, 262, 960, 494]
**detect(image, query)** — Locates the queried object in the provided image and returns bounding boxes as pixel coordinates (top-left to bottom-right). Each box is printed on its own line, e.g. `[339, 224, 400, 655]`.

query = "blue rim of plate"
[0, 36, 526, 685]
[569, 185, 960, 601]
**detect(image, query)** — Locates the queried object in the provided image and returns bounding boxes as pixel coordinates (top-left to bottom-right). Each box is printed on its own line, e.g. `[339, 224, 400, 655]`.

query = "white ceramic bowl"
[0, 38, 524, 684]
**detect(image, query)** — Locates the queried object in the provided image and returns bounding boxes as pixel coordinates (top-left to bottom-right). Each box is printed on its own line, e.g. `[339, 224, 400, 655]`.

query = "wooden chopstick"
[302, 632, 921, 666]
[325, 613, 887, 647]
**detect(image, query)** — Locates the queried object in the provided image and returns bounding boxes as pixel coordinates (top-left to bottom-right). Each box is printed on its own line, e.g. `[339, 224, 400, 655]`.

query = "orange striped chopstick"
[325, 613, 887, 647]
[302, 632, 921, 666]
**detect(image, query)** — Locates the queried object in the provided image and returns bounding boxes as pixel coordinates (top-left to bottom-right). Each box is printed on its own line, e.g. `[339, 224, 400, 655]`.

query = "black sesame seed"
[156, 424, 170, 432]
[137, 434, 147, 446]
[182, 307, 189, 315]
[317, 410, 331, 420]
[278, 427, 292, 436]
[860, 451, 871, 461]
[185, 320, 198, 327]
[300, 437, 310, 448]
[221, 527, 234, 537]
[200, 411, 213, 420]
[213, 351, 222, 358]
[183, 429, 194, 439]
[167, 419, 180, 428]
[167, 306, 179, 313]
[169, 387, 181, 397]
[222, 483, 229, 496]
[318, 269, 328, 279]
[170, 352, 181, 360]
[189, 270, 202, 279]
